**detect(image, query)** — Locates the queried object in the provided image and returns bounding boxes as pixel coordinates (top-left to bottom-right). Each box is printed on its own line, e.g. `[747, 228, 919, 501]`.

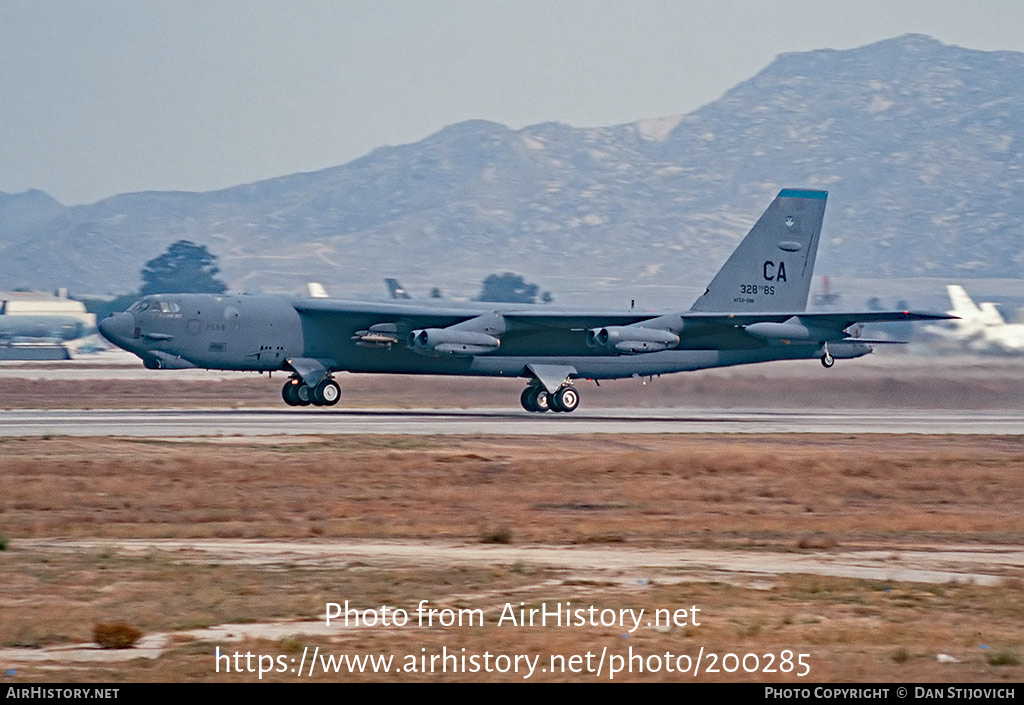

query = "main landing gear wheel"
[534, 389, 551, 412]
[313, 379, 341, 406]
[550, 386, 580, 413]
[521, 386, 551, 413]
[520, 386, 536, 412]
[282, 379, 301, 406]
[821, 351, 835, 368]
[282, 378, 313, 406]
[521, 384, 579, 413]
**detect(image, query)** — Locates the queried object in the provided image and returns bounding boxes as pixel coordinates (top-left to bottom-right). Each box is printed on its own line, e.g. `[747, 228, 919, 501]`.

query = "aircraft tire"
[530, 387, 551, 413]
[520, 387, 537, 412]
[553, 386, 580, 413]
[821, 352, 835, 368]
[282, 380, 301, 406]
[548, 391, 565, 412]
[295, 383, 313, 406]
[314, 379, 341, 406]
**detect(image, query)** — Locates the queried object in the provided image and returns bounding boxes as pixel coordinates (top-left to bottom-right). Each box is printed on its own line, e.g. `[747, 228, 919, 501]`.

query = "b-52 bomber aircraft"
[99, 189, 952, 412]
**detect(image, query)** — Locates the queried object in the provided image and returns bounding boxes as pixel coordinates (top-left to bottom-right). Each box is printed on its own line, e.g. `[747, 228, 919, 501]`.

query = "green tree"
[140, 241, 227, 295]
[477, 272, 551, 304]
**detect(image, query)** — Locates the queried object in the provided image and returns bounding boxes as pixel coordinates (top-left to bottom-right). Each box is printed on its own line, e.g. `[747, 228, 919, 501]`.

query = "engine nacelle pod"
[433, 343, 499, 356]
[744, 321, 832, 342]
[586, 326, 680, 353]
[612, 340, 673, 353]
[408, 328, 500, 356]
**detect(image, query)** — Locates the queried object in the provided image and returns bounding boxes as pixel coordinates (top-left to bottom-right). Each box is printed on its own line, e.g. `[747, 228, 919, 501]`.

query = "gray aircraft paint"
[99, 190, 952, 411]
[691, 189, 826, 313]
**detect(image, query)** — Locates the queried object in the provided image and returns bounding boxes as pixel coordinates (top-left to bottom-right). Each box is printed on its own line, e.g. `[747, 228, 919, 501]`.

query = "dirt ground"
[1, 432, 1022, 682]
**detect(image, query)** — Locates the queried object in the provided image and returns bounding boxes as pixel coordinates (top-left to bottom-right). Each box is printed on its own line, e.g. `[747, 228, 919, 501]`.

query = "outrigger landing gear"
[520, 382, 579, 413]
[820, 342, 835, 369]
[282, 375, 341, 407]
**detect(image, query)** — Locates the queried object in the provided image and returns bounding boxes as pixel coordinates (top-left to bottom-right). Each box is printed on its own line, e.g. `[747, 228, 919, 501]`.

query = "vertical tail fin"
[946, 285, 981, 319]
[385, 278, 412, 300]
[947, 285, 1005, 326]
[690, 189, 827, 313]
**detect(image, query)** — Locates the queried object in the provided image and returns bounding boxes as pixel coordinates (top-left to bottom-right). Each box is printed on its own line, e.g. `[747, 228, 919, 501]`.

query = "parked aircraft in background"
[811, 275, 841, 308]
[312, 279, 423, 301]
[385, 278, 412, 300]
[924, 285, 1024, 354]
[310, 279, 423, 303]
[99, 189, 952, 412]
[306, 282, 329, 299]
[1, 291, 97, 360]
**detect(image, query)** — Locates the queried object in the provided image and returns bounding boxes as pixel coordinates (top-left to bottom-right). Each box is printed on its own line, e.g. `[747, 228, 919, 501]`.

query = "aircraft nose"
[99, 312, 135, 344]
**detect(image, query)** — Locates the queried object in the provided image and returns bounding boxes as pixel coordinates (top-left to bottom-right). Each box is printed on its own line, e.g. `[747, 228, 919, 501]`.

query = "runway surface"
[2, 407, 1021, 436]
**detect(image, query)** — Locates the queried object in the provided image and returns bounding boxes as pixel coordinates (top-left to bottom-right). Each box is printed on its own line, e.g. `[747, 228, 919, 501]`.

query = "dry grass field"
[2, 434, 1023, 543]
[1, 432, 1022, 682]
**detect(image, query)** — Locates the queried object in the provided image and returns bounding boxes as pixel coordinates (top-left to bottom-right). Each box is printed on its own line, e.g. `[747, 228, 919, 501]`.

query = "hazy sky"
[3, 0, 1024, 205]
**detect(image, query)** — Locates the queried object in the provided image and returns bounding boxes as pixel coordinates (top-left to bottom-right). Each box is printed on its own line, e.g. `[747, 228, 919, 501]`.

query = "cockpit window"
[136, 301, 181, 314]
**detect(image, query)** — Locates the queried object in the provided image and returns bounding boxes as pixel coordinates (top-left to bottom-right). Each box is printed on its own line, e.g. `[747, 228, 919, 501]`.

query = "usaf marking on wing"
[99, 189, 954, 413]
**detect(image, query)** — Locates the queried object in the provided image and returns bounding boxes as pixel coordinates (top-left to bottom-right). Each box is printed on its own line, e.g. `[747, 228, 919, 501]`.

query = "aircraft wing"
[671, 309, 956, 347]
[294, 297, 952, 340]
[293, 297, 659, 329]
[293, 297, 479, 320]
[502, 311, 660, 330]
[292, 297, 670, 360]
[784, 310, 957, 325]
[679, 310, 956, 327]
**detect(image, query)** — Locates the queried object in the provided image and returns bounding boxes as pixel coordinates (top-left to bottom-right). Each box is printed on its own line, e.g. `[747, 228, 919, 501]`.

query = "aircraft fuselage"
[100, 292, 870, 380]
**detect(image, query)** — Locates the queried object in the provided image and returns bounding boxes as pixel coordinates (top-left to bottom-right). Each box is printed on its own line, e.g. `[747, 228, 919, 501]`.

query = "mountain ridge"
[2, 33, 1021, 301]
